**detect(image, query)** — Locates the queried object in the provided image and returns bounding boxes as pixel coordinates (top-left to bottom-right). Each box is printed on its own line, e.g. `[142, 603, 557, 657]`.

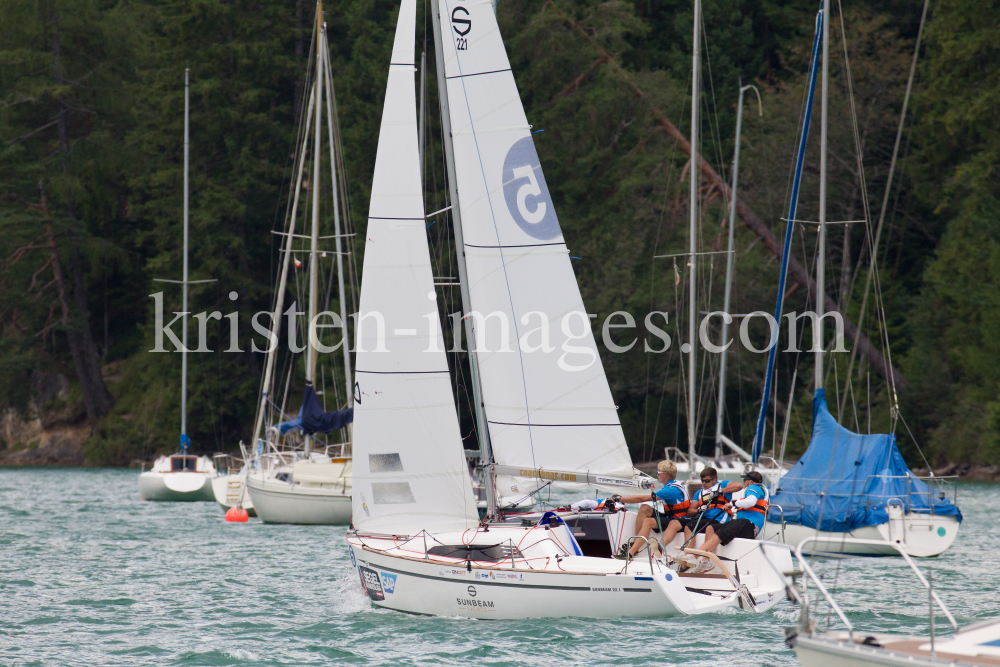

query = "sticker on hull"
[359, 566, 385, 601]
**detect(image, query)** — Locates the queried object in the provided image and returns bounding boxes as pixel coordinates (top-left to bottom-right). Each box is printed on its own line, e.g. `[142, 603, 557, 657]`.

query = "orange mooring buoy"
[225, 507, 250, 522]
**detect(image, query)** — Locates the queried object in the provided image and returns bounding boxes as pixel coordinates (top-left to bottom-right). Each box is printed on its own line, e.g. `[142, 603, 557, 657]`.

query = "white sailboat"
[758, 1, 960, 558]
[242, 3, 356, 524]
[139, 69, 215, 502]
[345, 0, 792, 619]
[211, 448, 256, 516]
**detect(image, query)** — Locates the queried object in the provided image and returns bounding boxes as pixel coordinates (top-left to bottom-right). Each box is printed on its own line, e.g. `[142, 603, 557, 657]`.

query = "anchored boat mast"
[716, 83, 760, 458]
[687, 0, 701, 478]
[816, 0, 829, 395]
[320, 24, 353, 441]
[304, 1, 324, 456]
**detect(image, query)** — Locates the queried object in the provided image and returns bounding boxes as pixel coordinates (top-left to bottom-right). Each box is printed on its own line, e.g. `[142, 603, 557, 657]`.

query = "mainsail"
[437, 0, 635, 493]
[351, 0, 478, 534]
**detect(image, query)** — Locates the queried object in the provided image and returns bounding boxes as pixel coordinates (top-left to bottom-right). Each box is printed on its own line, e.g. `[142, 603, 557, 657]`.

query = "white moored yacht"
[138, 70, 215, 503]
[211, 449, 256, 516]
[345, 0, 792, 619]
[139, 454, 215, 502]
[246, 444, 352, 525]
[761, 390, 961, 557]
[237, 3, 357, 525]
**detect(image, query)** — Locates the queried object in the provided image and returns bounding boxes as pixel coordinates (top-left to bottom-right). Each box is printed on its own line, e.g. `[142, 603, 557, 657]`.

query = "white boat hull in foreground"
[346, 522, 792, 619]
[790, 619, 1000, 667]
[762, 512, 960, 558]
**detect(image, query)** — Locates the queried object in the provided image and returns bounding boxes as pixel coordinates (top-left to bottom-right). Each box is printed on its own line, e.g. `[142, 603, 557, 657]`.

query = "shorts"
[714, 518, 757, 545]
[642, 508, 686, 531]
[682, 516, 724, 535]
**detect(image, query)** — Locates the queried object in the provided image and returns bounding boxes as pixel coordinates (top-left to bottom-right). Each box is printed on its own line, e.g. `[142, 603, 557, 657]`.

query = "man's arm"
[616, 492, 654, 504]
[722, 481, 744, 493]
[733, 488, 761, 509]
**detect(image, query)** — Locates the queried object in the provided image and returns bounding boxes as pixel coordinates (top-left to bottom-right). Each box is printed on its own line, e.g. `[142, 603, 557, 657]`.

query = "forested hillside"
[1, 0, 997, 468]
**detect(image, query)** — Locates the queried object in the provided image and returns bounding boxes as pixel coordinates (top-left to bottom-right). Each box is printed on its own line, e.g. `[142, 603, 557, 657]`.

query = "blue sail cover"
[769, 389, 961, 531]
[275, 385, 354, 435]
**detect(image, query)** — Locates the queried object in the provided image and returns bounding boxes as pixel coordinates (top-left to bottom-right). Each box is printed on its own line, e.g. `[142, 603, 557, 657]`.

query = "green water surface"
[2, 468, 997, 666]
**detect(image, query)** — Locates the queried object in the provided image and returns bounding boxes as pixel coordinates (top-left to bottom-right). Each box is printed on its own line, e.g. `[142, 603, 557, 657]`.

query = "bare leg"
[629, 517, 664, 556]
[700, 533, 722, 553]
[634, 504, 653, 534]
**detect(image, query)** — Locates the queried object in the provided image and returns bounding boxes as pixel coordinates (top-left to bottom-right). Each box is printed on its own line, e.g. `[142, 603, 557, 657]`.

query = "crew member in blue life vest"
[611, 460, 690, 559]
[685, 467, 743, 539]
[698, 470, 769, 554]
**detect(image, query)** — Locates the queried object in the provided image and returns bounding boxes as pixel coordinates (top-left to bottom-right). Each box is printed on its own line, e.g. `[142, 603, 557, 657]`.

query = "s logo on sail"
[451, 7, 471, 36]
[502, 136, 561, 240]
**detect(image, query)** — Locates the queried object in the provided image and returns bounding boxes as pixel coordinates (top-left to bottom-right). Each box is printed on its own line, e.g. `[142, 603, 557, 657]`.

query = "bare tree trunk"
[552, 4, 907, 389]
[51, 8, 115, 424]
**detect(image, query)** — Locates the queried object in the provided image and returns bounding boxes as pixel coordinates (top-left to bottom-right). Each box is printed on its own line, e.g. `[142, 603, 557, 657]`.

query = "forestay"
[437, 0, 635, 494]
[351, 0, 478, 535]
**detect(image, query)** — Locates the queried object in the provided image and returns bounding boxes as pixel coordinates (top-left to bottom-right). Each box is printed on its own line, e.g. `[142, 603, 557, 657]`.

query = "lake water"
[2, 468, 998, 666]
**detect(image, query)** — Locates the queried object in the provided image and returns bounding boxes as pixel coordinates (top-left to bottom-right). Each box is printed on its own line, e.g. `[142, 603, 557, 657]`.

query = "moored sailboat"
[138, 69, 215, 502]
[237, 3, 357, 524]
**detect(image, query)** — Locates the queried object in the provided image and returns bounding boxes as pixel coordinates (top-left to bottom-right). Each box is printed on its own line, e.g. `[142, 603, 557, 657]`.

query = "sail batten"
[351, 0, 478, 534]
[437, 0, 635, 491]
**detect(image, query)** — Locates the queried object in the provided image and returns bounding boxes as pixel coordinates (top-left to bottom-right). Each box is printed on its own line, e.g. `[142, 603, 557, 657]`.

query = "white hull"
[211, 473, 256, 516]
[791, 626, 1000, 667]
[138, 471, 214, 502]
[345, 524, 792, 619]
[246, 473, 351, 525]
[762, 512, 960, 557]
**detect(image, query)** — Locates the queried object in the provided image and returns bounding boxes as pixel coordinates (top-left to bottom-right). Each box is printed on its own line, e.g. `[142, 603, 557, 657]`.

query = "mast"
[687, 0, 700, 477]
[816, 0, 829, 394]
[752, 8, 823, 461]
[321, 26, 353, 439]
[716, 83, 759, 458]
[419, 49, 426, 191]
[181, 68, 190, 453]
[251, 88, 315, 447]
[305, 1, 324, 455]
[430, 0, 495, 514]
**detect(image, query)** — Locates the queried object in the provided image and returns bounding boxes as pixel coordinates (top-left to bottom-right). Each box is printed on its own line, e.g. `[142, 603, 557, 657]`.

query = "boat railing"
[764, 504, 785, 543]
[212, 452, 242, 474]
[772, 474, 959, 514]
[793, 537, 958, 640]
[857, 474, 959, 514]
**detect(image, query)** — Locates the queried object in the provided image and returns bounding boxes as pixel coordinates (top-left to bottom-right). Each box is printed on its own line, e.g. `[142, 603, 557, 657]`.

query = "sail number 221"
[452, 6, 471, 51]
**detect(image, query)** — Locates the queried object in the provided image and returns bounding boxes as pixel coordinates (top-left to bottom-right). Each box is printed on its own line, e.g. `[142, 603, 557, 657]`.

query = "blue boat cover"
[769, 389, 961, 531]
[275, 385, 353, 435]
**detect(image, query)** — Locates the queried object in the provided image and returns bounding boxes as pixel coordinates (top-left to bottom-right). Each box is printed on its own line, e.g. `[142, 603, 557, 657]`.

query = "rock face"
[0, 370, 89, 466]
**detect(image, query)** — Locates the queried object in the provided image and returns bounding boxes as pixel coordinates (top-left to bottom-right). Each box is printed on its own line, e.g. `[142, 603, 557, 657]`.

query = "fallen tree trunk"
[553, 6, 906, 390]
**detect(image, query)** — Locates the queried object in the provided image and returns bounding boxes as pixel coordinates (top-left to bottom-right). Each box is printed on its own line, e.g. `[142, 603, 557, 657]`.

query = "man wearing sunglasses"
[686, 467, 743, 540]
